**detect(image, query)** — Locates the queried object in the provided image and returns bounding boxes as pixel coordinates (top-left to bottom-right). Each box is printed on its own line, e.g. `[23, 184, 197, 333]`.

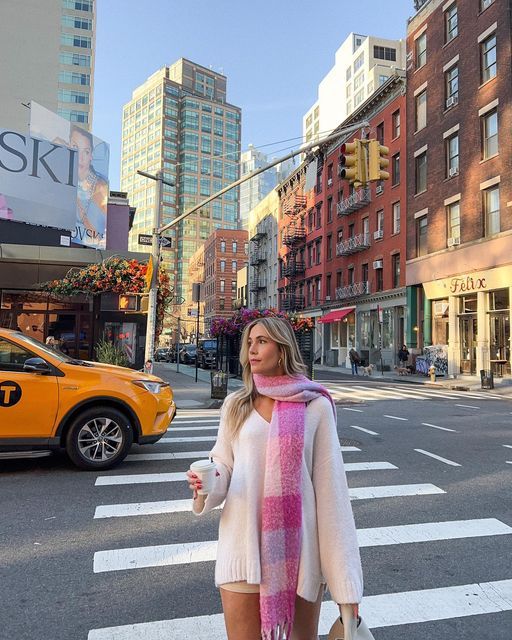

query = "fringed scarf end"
[262, 617, 294, 640]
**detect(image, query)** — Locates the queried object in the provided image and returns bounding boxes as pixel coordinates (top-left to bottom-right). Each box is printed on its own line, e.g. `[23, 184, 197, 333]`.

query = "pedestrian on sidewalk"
[348, 347, 361, 376]
[398, 344, 409, 367]
[187, 316, 363, 640]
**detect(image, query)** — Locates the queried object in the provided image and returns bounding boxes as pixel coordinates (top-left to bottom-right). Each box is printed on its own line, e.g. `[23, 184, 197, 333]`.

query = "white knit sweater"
[192, 395, 364, 604]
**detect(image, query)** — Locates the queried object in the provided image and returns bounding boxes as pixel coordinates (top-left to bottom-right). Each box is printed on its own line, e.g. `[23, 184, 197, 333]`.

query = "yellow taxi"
[0, 328, 176, 470]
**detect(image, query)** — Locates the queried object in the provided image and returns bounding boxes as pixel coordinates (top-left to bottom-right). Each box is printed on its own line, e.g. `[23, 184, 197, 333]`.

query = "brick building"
[406, 0, 511, 377]
[203, 229, 248, 329]
[278, 74, 407, 371]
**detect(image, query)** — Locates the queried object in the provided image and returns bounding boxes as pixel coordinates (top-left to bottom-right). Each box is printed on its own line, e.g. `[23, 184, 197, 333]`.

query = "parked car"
[0, 328, 176, 470]
[197, 338, 217, 369]
[154, 347, 171, 362]
[179, 344, 197, 365]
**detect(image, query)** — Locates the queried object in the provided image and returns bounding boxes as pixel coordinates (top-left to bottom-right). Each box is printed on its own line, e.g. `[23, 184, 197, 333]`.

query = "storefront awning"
[318, 307, 355, 324]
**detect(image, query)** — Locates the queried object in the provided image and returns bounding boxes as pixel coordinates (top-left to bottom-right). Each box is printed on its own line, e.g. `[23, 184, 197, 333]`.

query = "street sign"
[187, 308, 198, 317]
[138, 234, 152, 246]
[159, 236, 172, 248]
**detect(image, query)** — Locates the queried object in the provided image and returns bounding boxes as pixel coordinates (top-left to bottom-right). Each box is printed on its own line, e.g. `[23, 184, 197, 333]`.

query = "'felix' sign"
[449, 276, 487, 294]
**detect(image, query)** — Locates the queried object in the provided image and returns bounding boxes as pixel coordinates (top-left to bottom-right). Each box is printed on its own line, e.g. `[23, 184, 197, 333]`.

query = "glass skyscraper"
[121, 59, 241, 300]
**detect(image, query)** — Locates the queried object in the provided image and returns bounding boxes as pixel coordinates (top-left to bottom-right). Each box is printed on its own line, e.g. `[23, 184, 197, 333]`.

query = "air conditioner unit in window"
[448, 167, 459, 178]
[447, 236, 461, 247]
[327, 178, 333, 187]
[325, 295, 331, 301]
[376, 184, 383, 194]
[374, 229, 384, 240]
[373, 259, 383, 269]
[446, 95, 458, 108]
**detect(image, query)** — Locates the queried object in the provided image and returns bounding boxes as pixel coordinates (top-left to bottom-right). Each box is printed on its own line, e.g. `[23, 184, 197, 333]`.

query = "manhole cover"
[340, 438, 362, 447]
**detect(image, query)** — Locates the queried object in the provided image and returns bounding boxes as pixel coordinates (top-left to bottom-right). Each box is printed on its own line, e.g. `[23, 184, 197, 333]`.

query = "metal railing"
[335, 281, 370, 300]
[336, 233, 371, 256]
[280, 295, 304, 311]
[283, 227, 306, 245]
[337, 187, 371, 216]
[283, 261, 306, 277]
[249, 250, 266, 266]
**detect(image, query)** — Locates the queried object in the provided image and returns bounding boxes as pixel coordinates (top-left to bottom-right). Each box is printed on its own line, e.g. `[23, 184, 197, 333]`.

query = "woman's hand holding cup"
[187, 460, 220, 499]
[186, 469, 203, 499]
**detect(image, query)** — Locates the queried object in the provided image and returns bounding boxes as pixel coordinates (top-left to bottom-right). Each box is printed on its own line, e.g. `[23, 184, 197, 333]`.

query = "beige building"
[303, 32, 406, 144]
[248, 188, 280, 310]
[0, 0, 96, 132]
[121, 59, 241, 302]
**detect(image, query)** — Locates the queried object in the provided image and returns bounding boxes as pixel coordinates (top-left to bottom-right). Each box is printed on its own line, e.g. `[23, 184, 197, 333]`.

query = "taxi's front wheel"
[65, 406, 134, 470]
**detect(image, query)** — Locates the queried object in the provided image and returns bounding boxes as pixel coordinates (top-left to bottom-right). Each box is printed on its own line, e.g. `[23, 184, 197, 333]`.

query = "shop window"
[433, 299, 449, 344]
[489, 289, 509, 311]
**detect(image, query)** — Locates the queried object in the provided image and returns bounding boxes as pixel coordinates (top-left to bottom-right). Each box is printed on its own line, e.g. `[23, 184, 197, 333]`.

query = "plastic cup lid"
[190, 459, 216, 471]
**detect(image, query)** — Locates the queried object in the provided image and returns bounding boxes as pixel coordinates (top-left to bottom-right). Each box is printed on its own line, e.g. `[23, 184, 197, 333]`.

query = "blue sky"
[93, 1, 413, 189]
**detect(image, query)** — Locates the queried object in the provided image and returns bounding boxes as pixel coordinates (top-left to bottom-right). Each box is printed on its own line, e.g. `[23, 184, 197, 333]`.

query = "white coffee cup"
[190, 459, 217, 495]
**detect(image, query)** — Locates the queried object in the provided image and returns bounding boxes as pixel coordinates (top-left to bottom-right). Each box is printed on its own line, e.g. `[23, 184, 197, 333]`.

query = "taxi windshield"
[15, 333, 76, 363]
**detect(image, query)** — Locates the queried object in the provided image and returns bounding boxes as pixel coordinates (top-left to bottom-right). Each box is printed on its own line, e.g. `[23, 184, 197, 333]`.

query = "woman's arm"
[192, 400, 234, 515]
[312, 399, 364, 605]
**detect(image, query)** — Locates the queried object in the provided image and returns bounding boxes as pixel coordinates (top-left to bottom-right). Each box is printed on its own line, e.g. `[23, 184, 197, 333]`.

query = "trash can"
[480, 369, 494, 389]
[211, 370, 228, 399]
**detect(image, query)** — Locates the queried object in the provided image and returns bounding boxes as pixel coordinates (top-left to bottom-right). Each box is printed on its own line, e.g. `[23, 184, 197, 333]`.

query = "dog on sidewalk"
[394, 365, 410, 376]
[361, 363, 375, 376]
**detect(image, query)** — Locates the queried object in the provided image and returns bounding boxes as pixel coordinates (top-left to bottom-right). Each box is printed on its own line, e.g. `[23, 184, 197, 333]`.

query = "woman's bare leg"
[289, 585, 325, 640]
[220, 588, 261, 640]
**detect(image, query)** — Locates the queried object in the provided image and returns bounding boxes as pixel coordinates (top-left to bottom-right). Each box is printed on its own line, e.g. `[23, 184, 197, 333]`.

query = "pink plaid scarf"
[252, 373, 336, 640]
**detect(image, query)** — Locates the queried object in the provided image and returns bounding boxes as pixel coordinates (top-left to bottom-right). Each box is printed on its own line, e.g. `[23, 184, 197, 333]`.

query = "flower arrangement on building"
[210, 308, 313, 338]
[41, 257, 173, 339]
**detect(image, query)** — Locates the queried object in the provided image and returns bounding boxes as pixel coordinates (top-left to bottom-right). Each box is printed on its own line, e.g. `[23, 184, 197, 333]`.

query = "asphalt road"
[1, 379, 511, 640]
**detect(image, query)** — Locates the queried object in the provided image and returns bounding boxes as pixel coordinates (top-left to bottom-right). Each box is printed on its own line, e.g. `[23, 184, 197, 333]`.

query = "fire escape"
[281, 193, 306, 311]
[249, 230, 267, 309]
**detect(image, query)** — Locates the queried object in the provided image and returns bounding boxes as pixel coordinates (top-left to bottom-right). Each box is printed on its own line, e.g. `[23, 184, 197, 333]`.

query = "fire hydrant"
[428, 365, 436, 382]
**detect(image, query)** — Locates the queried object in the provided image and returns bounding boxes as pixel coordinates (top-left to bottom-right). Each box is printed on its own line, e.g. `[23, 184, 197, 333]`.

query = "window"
[376, 122, 384, 145]
[354, 52, 364, 72]
[232, 260, 237, 273]
[447, 201, 460, 240]
[220, 241, 226, 253]
[392, 254, 401, 288]
[348, 267, 354, 285]
[326, 275, 332, 299]
[232, 241, 237, 253]
[244, 242, 248, 255]
[392, 202, 401, 234]
[392, 110, 400, 138]
[315, 239, 321, 265]
[362, 217, 369, 239]
[415, 90, 427, 131]
[61, 14, 93, 30]
[63, 0, 93, 10]
[445, 4, 458, 43]
[336, 271, 343, 288]
[377, 210, 384, 233]
[480, 0, 494, 8]
[315, 172, 322, 193]
[220, 280, 225, 293]
[416, 215, 428, 256]
[482, 109, 498, 159]
[416, 33, 427, 68]
[315, 206, 321, 229]
[376, 267, 383, 292]
[60, 34, 91, 48]
[445, 65, 459, 106]
[59, 52, 90, 67]
[0, 338, 34, 372]
[219, 298, 225, 311]
[327, 234, 333, 260]
[327, 197, 333, 223]
[220, 260, 226, 272]
[392, 154, 400, 186]
[59, 71, 90, 85]
[446, 133, 459, 176]
[373, 46, 396, 61]
[481, 34, 497, 83]
[231, 281, 237, 294]
[415, 151, 427, 194]
[58, 89, 89, 104]
[483, 185, 500, 236]
[362, 263, 368, 284]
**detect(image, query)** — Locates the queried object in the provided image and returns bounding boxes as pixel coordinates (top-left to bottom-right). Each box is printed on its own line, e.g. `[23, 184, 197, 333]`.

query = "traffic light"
[368, 139, 390, 182]
[339, 140, 364, 184]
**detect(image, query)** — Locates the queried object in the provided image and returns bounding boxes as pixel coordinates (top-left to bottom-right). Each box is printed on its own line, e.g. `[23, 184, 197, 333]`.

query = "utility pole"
[136, 169, 174, 363]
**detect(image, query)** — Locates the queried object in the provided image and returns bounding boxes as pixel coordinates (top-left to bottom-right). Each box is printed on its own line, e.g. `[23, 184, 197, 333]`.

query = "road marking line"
[421, 422, 458, 432]
[171, 419, 220, 424]
[455, 404, 480, 409]
[380, 386, 464, 400]
[384, 415, 408, 421]
[503, 445, 512, 449]
[349, 425, 379, 435]
[95, 461, 392, 487]
[414, 449, 461, 467]
[125, 451, 211, 462]
[342, 407, 363, 412]
[93, 483, 444, 518]
[92, 518, 512, 573]
[169, 426, 219, 432]
[341, 446, 361, 452]
[506, 461, 512, 465]
[88, 578, 512, 638]
[160, 436, 217, 443]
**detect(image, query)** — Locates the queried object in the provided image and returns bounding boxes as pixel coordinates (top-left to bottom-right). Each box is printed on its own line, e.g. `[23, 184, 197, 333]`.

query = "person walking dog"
[348, 347, 361, 376]
[186, 316, 363, 640]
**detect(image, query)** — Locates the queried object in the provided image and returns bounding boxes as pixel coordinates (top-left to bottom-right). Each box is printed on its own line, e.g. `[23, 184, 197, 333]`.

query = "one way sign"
[138, 234, 172, 248]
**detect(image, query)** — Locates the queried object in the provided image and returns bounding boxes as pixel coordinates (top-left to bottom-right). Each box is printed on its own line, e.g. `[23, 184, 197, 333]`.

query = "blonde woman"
[187, 316, 363, 640]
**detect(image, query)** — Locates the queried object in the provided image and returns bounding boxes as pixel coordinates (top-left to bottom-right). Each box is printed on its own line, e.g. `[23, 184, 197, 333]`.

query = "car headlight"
[132, 380, 169, 394]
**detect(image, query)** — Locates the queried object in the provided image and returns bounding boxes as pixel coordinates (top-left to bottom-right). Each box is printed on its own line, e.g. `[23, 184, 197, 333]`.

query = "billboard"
[30, 102, 109, 249]
[0, 129, 77, 231]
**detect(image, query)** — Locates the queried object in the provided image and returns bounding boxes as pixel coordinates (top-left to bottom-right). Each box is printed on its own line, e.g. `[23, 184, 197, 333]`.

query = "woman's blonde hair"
[223, 316, 306, 438]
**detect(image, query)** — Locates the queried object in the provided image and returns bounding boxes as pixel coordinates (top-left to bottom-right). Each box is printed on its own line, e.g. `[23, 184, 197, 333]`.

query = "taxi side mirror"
[23, 357, 52, 375]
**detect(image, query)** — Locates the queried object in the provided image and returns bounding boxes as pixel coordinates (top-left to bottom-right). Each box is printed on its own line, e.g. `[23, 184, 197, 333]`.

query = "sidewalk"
[315, 364, 512, 397]
[153, 362, 242, 409]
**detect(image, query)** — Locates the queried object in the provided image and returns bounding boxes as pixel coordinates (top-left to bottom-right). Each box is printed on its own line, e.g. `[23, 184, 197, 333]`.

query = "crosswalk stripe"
[421, 422, 458, 433]
[172, 419, 220, 424]
[380, 386, 466, 400]
[93, 483, 444, 519]
[384, 415, 408, 421]
[169, 426, 219, 432]
[414, 449, 461, 467]
[160, 436, 217, 443]
[87, 578, 512, 639]
[95, 461, 395, 487]
[92, 518, 512, 573]
[503, 445, 512, 449]
[349, 425, 379, 435]
[455, 404, 480, 409]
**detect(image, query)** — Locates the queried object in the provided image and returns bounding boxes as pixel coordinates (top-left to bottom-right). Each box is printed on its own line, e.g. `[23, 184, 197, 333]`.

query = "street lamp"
[136, 169, 174, 363]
